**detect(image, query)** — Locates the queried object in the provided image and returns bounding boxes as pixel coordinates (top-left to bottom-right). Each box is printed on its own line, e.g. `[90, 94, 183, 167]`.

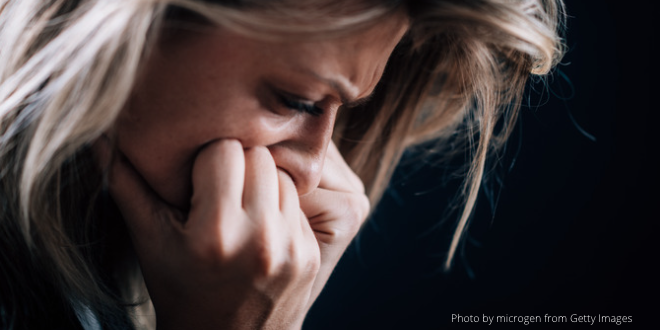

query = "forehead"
[159, 8, 408, 101]
[225, 10, 409, 99]
[275, 13, 409, 99]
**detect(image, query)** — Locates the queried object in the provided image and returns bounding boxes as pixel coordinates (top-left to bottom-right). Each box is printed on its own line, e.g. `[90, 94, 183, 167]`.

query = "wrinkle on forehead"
[337, 12, 409, 99]
[220, 9, 409, 103]
[314, 11, 408, 97]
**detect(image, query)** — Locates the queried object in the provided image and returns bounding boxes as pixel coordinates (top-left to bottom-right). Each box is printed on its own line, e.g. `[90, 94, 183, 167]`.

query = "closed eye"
[278, 93, 324, 117]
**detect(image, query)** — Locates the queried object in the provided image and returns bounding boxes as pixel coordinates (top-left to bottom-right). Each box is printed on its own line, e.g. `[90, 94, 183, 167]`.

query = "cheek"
[114, 75, 221, 207]
[112, 30, 278, 208]
[115, 96, 203, 209]
[115, 85, 289, 209]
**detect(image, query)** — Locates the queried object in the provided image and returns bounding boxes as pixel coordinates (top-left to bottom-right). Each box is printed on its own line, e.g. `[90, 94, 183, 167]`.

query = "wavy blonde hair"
[0, 0, 564, 328]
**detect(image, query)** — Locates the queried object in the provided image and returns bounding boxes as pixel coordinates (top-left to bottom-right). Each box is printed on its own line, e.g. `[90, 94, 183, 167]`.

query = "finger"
[278, 169, 314, 261]
[317, 154, 357, 193]
[299, 189, 370, 244]
[243, 146, 279, 217]
[317, 142, 364, 194]
[190, 139, 245, 221]
[277, 168, 299, 213]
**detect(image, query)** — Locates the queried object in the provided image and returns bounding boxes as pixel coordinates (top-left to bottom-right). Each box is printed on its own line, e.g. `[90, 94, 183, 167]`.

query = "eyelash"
[278, 94, 324, 117]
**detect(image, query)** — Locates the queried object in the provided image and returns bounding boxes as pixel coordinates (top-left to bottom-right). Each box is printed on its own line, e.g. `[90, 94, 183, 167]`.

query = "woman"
[0, 0, 564, 329]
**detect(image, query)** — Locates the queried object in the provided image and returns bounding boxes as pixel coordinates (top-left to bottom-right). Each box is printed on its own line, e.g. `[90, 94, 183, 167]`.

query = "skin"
[116, 13, 408, 209]
[101, 10, 409, 330]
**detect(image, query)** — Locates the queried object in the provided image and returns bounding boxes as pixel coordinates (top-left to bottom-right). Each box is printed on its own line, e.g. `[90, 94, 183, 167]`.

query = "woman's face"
[116, 12, 409, 209]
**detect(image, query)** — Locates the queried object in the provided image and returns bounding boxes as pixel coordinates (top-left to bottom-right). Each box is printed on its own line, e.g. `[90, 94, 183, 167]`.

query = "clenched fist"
[95, 138, 369, 329]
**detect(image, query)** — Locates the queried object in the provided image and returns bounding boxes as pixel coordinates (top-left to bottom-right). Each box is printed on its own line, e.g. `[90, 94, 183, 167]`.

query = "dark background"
[305, 1, 656, 329]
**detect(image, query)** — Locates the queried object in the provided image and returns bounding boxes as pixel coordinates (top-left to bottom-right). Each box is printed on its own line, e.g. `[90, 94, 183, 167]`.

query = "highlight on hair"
[0, 0, 565, 328]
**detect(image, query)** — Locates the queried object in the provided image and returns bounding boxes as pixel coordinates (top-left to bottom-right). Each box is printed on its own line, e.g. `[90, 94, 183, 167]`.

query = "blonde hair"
[0, 0, 565, 328]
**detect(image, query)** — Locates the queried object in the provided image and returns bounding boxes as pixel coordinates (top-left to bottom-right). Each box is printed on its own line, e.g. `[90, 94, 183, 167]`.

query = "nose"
[268, 111, 336, 196]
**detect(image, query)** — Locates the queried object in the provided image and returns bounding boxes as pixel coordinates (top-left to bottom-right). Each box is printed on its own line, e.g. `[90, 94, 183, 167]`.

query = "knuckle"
[250, 231, 279, 277]
[186, 211, 240, 262]
[187, 236, 225, 265]
[252, 248, 281, 280]
[347, 194, 371, 227]
[247, 210, 269, 225]
[354, 176, 366, 195]
[283, 242, 302, 277]
[304, 248, 321, 276]
[249, 227, 295, 282]
[286, 240, 320, 283]
[343, 193, 370, 233]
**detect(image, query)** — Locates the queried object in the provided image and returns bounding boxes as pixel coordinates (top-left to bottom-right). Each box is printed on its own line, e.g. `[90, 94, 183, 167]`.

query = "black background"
[304, 1, 656, 329]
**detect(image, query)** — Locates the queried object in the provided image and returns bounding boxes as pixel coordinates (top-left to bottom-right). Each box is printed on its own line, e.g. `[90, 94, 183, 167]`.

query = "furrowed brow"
[313, 73, 375, 108]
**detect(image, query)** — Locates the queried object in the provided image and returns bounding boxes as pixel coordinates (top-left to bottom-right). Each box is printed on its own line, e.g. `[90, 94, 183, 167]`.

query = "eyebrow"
[307, 71, 376, 108]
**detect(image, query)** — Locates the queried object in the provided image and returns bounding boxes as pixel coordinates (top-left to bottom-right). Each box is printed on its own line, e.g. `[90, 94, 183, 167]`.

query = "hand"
[97, 138, 318, 329]
[94, 138, 369, 329]
[298, 141, 370, 308]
